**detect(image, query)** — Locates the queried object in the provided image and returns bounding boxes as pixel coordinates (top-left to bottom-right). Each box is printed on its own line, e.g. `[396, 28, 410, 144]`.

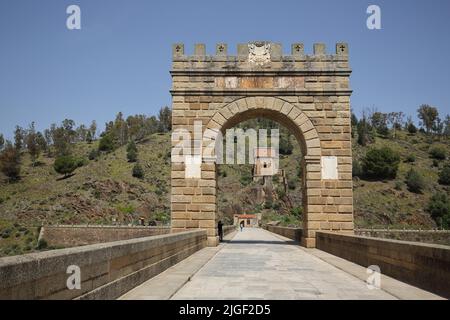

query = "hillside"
[0, 128, 449, 257]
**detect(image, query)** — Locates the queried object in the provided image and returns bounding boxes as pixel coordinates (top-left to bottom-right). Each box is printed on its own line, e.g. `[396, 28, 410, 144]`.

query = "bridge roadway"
[120, 228, 442, 300]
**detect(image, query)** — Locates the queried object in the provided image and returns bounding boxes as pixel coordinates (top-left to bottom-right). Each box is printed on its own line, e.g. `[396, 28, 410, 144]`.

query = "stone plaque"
[321, 156, 338, 180]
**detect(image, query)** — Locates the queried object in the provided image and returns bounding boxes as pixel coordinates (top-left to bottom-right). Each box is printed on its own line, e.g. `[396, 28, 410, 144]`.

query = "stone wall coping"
[42, 225, 170, 230]
[356, 228, 450, 233]
[317, 231, 450, 250]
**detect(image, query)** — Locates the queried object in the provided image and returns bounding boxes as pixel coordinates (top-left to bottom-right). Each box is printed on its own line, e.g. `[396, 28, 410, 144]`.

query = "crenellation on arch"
[172, 42, 349, 62]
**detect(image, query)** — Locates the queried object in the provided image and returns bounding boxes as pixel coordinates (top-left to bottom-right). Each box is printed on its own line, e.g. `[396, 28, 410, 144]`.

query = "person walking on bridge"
[218, 220, 224, 242]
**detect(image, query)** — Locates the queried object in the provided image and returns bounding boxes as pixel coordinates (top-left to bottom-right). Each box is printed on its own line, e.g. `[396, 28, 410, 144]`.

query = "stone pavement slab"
[121, 228, 443, 300]
[119, 231, 237, 300]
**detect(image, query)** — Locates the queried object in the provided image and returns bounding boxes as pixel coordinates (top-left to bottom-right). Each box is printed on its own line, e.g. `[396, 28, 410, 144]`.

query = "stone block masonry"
[39, 225, 170, 248]
[170, 42, 353, 248]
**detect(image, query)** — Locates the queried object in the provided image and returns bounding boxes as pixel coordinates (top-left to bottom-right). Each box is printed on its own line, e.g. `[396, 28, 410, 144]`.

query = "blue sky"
[0, 0, 449, 139]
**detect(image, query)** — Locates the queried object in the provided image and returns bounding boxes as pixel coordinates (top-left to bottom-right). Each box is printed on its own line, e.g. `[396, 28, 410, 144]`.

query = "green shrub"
[88, 149, 99, 160]
[405, 154, 416, 163]
[394, 181, 403, 190]
[362, 147, 400, 180]
[76, 157, 88, 167]
[432, 159, 439, 167]
[407, 122, 417, 134]
[287, 179, 296, 190]
[290, 206, 303, 217]
[98, 134, 115, 152]
[127, 148, 138, 162]
[276, 188, 286, 199]
[37, 239, 48, 250]
[117, 204, 135, 214]
[272, 202, 281, 210]
[132, 163, 144, 179]
[239, 170, 252, 186]
[53, 155, 78, 177]
[126, 140, 138, 153]
[405, 168, 426, 193]
[427, 193, 450, 228]
[352, 160, 363, 177]
[264, 198, 273, 209]
[429, 146, 446, 160]
[438, 164, 450, 185]
[1, 229, 11, 239]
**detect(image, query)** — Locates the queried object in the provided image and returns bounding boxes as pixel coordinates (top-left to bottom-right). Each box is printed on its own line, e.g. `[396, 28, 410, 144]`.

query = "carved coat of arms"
[248, 42, 271, 66]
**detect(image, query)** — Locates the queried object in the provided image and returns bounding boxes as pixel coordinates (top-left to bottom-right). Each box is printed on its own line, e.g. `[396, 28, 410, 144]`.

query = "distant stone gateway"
[170, 41, 353, 248]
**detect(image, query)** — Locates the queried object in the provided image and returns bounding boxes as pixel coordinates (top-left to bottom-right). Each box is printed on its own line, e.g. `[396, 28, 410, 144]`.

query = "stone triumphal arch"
[170, 41, 353, 247]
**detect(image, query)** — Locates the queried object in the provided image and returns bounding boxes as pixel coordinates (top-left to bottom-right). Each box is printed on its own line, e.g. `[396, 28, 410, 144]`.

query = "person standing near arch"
[218, 220, 224, 241]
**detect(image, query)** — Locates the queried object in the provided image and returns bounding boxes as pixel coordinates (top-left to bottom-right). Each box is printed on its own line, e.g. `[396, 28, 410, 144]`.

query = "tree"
[417, 104, 438, 134]
[362, 146, 400, 179]
[371, 112, 389, 137]
[86, 131, 93, 144]
[387, 112, 404, 139]
[406, 116, 417, 135]
[0, 134, 4, 150]
[53, 155, 78, 178]
[405, 168, 426, 193]
[427, 193, 450, 229]
[443, 115, 450, 138]
[36, 132, 48, 154]
[351, 112, 358, 127]
[132, 163, 144, 179]
[61, 119, 76, 142]
[432, 116, 444, 138]
[52, 126, 72, 157]
[26, 122, 40, 166]
[0, 142, 21, 181]
[279, 134, 293, 155]
[438, 164, 450, 185]
[158, 106, 172, 132]
[14, 126, 24, 150]
[89, 120, 97, 140]
[76, 124, 88, 142]
[357, 115, 373, 146]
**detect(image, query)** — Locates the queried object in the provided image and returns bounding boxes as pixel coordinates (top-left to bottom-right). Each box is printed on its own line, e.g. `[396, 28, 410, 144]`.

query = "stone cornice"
[170, 89, 353, 96]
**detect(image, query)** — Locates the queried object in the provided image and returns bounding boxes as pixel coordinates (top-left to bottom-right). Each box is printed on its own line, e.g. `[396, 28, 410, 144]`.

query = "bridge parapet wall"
[0, 230, 206, 300]
[316, 232, 450, 298]
[40, 225, 171, 248]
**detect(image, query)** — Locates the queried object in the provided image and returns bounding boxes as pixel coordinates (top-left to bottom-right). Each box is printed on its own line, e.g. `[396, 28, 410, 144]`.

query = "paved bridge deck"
[120, 228, 442, 300]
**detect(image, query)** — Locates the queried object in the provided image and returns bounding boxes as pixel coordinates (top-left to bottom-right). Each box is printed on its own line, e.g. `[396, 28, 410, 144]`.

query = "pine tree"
[126, 140, 138, 162]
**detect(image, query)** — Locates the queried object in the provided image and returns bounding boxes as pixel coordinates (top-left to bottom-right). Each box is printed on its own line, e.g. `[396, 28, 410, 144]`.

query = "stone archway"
[170, 42, 354, 248]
